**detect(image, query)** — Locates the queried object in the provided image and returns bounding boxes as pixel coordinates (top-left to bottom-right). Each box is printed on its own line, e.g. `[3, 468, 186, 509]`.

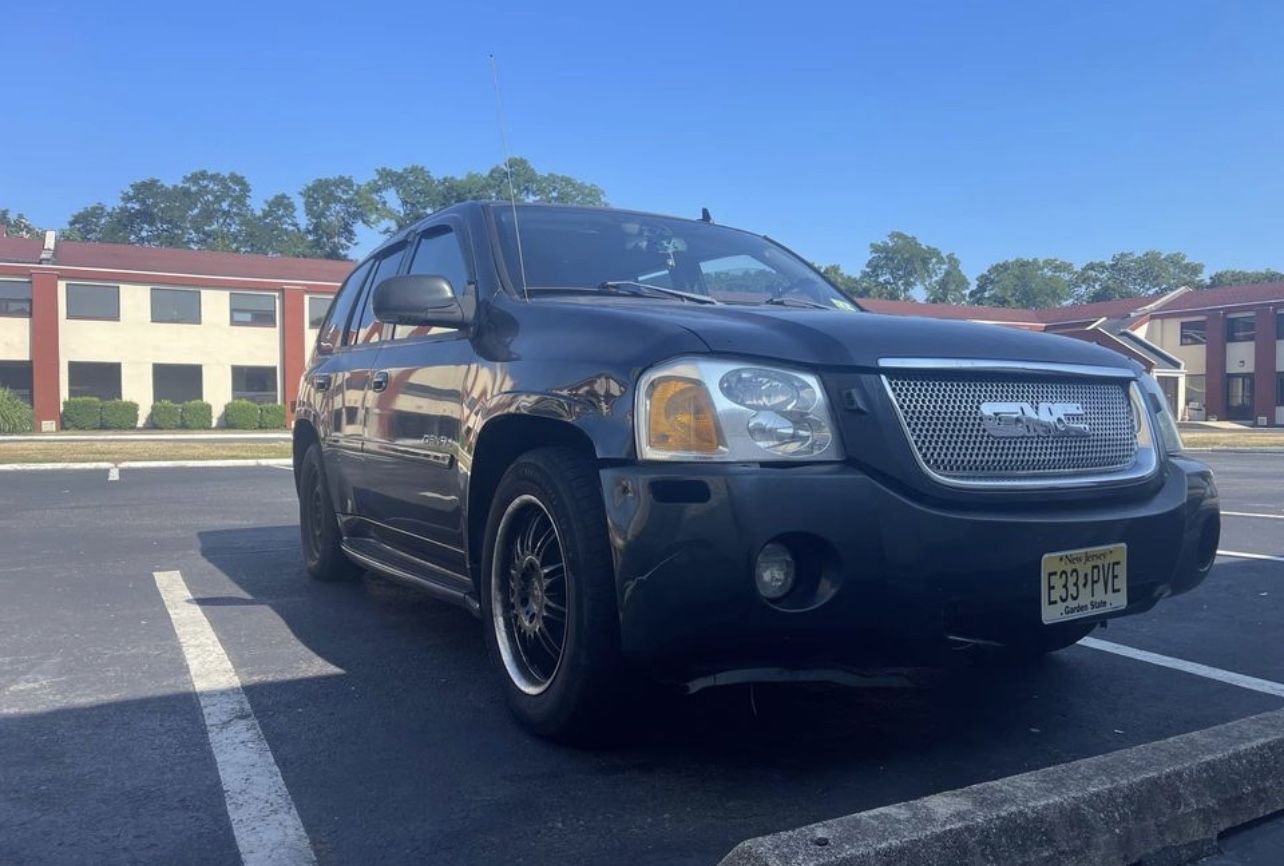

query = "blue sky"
[4, 1, 1282, 277]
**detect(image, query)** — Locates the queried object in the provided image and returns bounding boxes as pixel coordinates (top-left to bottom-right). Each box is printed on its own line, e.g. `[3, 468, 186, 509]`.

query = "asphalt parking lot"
[1, 453, 1281, 865]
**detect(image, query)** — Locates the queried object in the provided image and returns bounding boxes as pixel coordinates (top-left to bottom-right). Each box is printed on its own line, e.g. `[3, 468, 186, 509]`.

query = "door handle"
[371, 370, 390, 393]
[313, 373, 332, 391]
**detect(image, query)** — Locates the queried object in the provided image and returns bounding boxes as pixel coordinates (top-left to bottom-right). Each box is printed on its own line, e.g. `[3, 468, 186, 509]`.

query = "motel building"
[0, 231, 350, 430]
[2, 229, 1281, 429]
[857, 281, 1284, 427]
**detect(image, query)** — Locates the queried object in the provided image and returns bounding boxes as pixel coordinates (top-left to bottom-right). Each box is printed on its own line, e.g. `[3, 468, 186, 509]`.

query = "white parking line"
[1081, 637, 1284, 699]
[107, 466, 119, 482]
[1217, 549, 1284, 564]
[153, 570, 316, 866]
[1222, 510, 1284, 520]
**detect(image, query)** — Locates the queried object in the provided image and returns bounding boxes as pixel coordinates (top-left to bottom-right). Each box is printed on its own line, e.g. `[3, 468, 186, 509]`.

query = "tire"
[480, 447, 624, 742]
[298, 444, 361, 583]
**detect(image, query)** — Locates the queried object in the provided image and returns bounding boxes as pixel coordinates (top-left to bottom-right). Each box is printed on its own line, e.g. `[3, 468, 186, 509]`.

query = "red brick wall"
[1255, 305, 1278, 425]
[1204, 311, 1226, 421]
[29, 270, 60, 430]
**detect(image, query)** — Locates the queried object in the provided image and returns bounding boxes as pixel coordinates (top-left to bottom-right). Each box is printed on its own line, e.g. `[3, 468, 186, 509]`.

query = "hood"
[577, 301, 1141, 371]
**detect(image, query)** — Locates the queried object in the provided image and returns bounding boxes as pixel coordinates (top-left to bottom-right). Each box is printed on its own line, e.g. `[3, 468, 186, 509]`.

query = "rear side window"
[392, 227, 471, 340]
[349, 245, 406, 346]
[319, 259, 372, 351]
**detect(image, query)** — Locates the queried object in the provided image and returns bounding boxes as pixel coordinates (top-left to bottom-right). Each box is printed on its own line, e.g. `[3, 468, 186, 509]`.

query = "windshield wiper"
[760, 295, 830, 310]
[598, 280, 720, 305]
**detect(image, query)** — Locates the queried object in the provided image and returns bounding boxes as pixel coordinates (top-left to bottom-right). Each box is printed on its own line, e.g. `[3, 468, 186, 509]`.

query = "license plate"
[1040, 543, 1127, 624]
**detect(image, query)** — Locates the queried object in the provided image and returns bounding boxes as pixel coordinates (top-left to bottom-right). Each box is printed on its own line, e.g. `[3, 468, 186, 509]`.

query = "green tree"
[0, 209, 43, 239]
[970, 258, 1077, 308]
[363, 158, 608, 234]
[244, 193, 310, 257]
[817, 263, 863, 298]
[1073, 251, 1204, 303]
[63, 203, 121, 242]
[855, 232, 946, 301]
[928, 253, 970, 304]
[1206, 268, 1284, 287]
[301, 176, 372, 259]
[182, 170, 255, 252]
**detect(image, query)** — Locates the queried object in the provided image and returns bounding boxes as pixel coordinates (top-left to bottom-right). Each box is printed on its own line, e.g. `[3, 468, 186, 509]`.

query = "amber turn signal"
[646, 378, 723, 454]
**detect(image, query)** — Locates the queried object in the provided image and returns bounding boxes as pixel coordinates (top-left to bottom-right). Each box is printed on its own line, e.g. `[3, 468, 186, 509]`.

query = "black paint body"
[294, 202, 1218, 679]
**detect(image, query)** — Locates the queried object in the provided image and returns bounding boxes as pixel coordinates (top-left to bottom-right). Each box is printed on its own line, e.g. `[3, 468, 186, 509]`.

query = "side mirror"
[373, 274, 467, 328]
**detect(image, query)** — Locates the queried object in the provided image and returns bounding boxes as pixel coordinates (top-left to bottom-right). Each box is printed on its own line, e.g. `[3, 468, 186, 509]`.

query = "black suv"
[293, 202, 1219, 740]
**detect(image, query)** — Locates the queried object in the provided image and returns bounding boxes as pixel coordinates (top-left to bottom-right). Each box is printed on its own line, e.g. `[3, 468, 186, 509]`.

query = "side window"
[393, 227, 471, 340]
[319, 259, 372, 351]
[350, 244, 407, 346]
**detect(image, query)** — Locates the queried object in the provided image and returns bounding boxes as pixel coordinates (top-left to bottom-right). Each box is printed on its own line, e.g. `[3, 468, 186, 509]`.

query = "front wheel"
[480, 447, 625, 741]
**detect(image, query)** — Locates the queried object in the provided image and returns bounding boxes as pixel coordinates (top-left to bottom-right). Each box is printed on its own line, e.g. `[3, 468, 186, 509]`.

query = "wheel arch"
[465, 413, 602, 589]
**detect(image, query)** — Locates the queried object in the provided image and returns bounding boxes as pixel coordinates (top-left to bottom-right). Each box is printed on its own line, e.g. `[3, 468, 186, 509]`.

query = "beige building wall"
[0, 316, 29, 361]
[1225, 335, 1254, 374]
[58, 281, 281, 425]
[1141, 317, 1206, 375]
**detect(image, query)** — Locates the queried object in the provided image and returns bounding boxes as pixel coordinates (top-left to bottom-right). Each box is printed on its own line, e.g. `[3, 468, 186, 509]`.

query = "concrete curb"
[719, 708, 1284, 866]
[0, 459, 292, 471]
[0, 433, 290, 442]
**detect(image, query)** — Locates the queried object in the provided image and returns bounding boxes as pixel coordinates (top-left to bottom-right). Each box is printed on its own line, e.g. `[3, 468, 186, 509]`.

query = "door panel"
[358, 222, 476, 572]
[333, 243, 407, 515]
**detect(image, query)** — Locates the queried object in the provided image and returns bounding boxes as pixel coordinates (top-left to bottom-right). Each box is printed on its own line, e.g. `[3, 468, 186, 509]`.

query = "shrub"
[0, 387, 33, 434]
[62, 396, 102, 430]
[224, 399, 260, 430]
[180, 400, 213, 429]
[150, 400, 182, 429]
[100, 400, 140, 430]
[258, 402, 287, 429]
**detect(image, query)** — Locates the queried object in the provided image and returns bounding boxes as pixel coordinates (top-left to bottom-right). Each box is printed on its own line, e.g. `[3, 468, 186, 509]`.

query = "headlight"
[636, 357, 843, 461]
[1138, 374, 1183, 454]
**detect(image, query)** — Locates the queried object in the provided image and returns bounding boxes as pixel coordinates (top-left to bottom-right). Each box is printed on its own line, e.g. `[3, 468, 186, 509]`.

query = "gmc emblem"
[980, 401, 1090, 438]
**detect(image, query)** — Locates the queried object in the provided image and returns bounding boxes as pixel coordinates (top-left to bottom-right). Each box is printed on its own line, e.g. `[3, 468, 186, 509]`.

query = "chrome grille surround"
[878, 359, 1157, 490]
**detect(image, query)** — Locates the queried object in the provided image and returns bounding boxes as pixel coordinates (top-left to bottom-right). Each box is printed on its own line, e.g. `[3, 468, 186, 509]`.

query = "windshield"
[493, 206, 856, 309]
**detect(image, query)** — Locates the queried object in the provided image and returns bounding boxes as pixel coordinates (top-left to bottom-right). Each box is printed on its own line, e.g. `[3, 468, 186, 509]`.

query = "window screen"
[230, 292, 277, 326]
[66, 284, 120, 320]
[151, 288, 201, 323]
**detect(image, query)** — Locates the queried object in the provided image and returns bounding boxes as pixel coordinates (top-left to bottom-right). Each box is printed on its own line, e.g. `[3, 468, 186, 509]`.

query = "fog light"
[755, 542, 796, 600]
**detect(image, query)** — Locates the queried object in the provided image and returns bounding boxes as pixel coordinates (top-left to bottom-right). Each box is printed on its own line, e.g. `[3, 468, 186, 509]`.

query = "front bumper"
[600, 456, 1219, 676]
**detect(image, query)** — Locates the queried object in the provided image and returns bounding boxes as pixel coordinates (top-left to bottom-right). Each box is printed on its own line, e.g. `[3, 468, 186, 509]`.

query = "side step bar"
[341, 538, 480, 616]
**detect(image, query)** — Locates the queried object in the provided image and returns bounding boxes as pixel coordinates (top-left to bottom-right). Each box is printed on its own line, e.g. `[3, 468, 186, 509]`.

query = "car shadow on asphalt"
[191, 525, 1281, 866]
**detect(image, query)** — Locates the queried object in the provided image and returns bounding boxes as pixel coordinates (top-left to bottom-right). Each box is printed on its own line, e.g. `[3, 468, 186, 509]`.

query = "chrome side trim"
[877, 358, 1137, 379]
[879, 374, 1160, 491]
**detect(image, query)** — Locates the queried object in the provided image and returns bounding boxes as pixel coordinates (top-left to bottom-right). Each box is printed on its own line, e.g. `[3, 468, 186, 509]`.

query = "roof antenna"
[489, 54, 529, 300]
[700, 207, 714, 224]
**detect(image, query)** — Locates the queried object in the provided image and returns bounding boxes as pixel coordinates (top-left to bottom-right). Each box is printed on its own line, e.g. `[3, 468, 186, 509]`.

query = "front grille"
[883, 374, 1137, 480]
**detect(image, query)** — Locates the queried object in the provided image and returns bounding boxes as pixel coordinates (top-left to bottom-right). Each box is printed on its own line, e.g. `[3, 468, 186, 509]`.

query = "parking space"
[1, 453, 1281, 865]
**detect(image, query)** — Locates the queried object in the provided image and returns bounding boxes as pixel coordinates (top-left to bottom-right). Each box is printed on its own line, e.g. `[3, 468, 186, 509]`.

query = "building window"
[231, 365, 278, 404]
[0, 280, 32, 317]
[152, 364, 203, 403]
[308, 296, 331, 328]
[151, 288, 201, 323]
[1186, 374, 1206, 410]
[1179, 320, 1206, 346]
[66, 284, 120, 321]
[1226, 316, 1255, 343]
[0, 361, 33, 403]
[68, 362, 122, 399]
[1277, 311, 1283, 340]
[1277, 373, 1284, 407]
[229, 292, 276, 327]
